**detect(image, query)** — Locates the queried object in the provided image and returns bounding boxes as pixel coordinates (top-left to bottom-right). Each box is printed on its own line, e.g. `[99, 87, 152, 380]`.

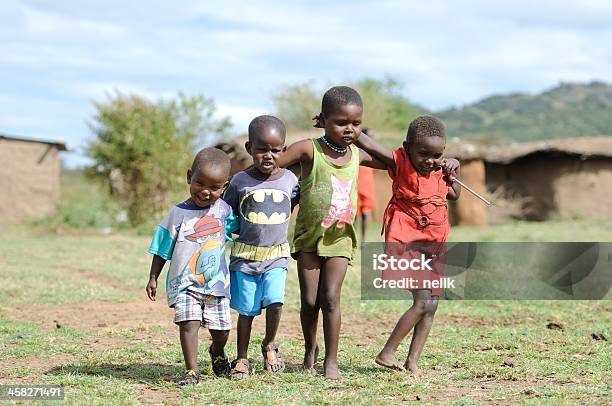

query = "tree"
[87, 91, 231, 225]
[353, 77, 422, 132]
[271, 77, 422, 132]
[271, 81, 320, 131]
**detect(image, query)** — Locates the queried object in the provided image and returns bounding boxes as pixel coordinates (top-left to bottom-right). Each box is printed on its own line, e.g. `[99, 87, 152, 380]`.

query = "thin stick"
[449, 175, 492, 206]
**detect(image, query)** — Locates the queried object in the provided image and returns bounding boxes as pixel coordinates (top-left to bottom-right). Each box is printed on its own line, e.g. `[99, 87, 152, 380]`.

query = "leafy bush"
[87, 91, 231, 225]
[271, 81, 320, 131]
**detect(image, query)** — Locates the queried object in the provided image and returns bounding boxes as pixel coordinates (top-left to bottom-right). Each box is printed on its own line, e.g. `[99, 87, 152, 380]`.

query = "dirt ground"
[3, 295, 564, 405]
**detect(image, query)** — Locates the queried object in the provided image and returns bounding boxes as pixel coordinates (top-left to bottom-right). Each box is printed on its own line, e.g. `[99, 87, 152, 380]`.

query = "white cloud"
[64, 81, 175, 101]
[216, 103, 269, 133]
[1, 0, 612, 166]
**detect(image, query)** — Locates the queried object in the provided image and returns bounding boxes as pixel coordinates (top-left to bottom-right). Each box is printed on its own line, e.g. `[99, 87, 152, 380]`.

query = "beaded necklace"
[320, 135, 347, 154]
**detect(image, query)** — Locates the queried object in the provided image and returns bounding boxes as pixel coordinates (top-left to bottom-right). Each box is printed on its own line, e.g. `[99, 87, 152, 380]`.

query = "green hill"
[436, 81, 612, 143]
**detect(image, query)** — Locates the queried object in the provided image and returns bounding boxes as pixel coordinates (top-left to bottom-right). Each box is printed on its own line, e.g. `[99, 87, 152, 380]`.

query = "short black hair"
[248, 115, 286, 143]
[406, 115, 446, 145]
[321, 86, 363, 117]
[191, 147, 230, 176]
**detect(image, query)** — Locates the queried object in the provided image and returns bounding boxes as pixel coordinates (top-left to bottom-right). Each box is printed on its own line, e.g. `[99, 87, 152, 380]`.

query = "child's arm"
[147, 210, 176, 301]
[222, 181, 241, 240]
[436, 158, 462, 200]
[355, 132, 396, 172]
[287, 163, 301, 179]
[225, 211, 240, 241]
[276, 139, 313, 169]
[359, 149, 388, 169]
[146, 255, 166, 301]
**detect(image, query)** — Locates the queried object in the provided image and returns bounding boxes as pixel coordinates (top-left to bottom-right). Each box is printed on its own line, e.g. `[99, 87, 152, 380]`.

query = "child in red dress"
[356, 115, 461, 376]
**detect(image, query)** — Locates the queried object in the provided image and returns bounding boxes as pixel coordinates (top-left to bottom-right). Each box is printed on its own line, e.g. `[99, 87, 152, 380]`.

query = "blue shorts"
[229, 267, 287, 316]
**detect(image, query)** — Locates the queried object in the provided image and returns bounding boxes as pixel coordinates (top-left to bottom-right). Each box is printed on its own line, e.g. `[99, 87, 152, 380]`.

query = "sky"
[2, 0, 612, 167]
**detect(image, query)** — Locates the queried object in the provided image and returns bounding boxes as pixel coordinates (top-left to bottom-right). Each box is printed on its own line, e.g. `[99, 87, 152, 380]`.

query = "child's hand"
[435, 158, 460, 177]
[146, 277, 158, 301]
[354, 134, 363, 147]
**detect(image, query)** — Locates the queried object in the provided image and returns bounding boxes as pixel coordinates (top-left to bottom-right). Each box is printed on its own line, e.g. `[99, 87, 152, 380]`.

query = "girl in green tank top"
[292, 139, 359, 260]
[276, 86, 385, 381]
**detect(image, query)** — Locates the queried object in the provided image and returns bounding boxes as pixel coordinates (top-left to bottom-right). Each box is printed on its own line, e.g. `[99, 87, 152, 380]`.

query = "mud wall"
[486, 155, 612, 221]
[0, 139, 61, 223]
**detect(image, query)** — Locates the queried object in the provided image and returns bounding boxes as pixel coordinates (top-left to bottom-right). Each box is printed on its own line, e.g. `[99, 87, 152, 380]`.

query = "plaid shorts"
[173, 290, 231, 331]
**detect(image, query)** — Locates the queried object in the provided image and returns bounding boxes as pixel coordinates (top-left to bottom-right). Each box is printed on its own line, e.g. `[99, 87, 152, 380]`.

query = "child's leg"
[297, 252, 322, 370]
[178, 320, 201, 372]
[263, 303, 282, 347]
[174, 291, 205, 375]
[210, 328, 230, 355]
[260, 268, 287, 373]
[404, 292, 438, 375]
[229, 270, 260, 361]
[236, 315, 254, 359]
[208, 328, 231, 377]
[361, 211, 371, 242]
[319, 256, 348, 380]
[261, 303, 284, 373]
[261, 267, 287, 348]
[202, 295, 232, 377]
[375, 289, 435, 372]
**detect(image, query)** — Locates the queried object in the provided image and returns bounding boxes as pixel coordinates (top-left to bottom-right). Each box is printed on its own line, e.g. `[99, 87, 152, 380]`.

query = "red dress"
[382, 148, 450, 295]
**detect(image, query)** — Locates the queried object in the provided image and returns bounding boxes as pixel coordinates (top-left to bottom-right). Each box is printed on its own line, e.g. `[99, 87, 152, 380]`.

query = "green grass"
[31, 168, 126, 230]
[1, 221, 611, 404]
[3, 170, 610, 403]
[0, 318, 85, 359]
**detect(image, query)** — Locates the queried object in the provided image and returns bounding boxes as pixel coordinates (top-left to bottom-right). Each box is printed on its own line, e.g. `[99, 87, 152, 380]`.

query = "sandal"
[261, 342, 285, 373]
[177, 369, 200, 386]
[208, 346, 231, 377]
[230, 358, 250, 380]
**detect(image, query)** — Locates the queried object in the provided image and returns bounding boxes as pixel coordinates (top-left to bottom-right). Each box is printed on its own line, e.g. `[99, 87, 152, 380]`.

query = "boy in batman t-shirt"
[222, 115, 298, 379]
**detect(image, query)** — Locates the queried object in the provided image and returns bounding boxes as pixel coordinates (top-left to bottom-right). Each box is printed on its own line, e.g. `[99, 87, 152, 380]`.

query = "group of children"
[146, 86, 461, 385]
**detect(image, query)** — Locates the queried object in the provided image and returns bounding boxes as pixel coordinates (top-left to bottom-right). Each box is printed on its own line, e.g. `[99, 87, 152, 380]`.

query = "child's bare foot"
[323, 360, 341, 382]
[404, 361, 421, 377]
[375, 350, 406, 371]
[302, 345, 319, 373]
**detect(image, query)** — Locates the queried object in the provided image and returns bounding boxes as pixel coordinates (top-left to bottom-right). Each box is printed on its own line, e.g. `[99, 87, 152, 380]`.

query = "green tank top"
[292, 138, 359, 260]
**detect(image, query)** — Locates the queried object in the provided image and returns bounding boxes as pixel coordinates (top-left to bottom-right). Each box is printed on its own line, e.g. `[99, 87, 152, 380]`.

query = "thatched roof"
[0, 133, 69, 151]
[447, 136, 612, 163]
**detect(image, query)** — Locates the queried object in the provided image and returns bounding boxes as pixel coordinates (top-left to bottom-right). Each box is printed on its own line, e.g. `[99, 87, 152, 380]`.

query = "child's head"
[245, 115, 287, 175]
[403, 115, 446, 176]
[187, 147, 231, 208]
[314, 86, 363, 149]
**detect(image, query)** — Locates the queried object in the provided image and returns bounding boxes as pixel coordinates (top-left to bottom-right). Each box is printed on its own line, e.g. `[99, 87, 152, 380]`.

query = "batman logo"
[240, 188, 291, 225]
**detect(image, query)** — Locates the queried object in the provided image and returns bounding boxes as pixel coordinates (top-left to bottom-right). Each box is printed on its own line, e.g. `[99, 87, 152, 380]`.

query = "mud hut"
[214, 138, 251, 175]
[483, 136, 612, 222]
[0, 134, 68, 224]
